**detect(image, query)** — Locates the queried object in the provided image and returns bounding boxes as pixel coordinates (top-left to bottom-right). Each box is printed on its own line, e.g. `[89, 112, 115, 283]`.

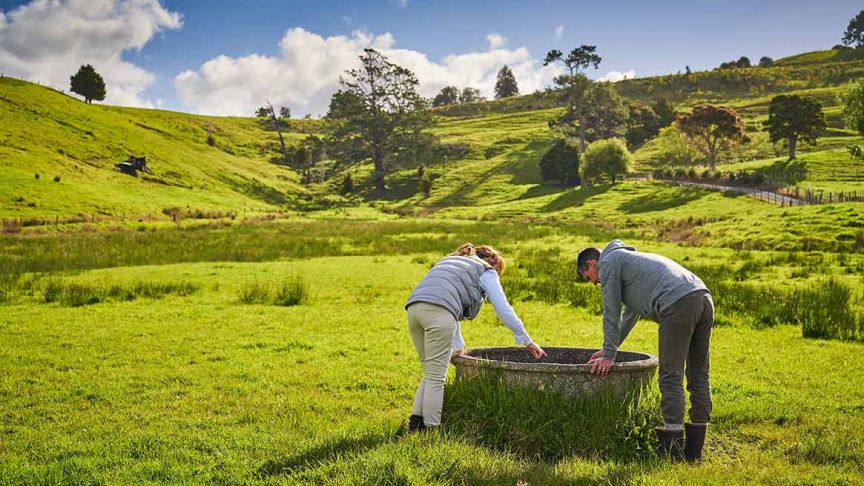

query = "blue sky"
[0, 0, 859, 115]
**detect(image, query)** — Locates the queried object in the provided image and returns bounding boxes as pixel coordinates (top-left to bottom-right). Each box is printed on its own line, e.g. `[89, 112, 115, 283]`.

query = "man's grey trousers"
[658, 290, 714, 425]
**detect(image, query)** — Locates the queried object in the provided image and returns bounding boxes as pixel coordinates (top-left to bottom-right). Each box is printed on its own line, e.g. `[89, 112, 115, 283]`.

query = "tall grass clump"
[238, 275, 309, 306]
[798, 279, 861, 342]
[41, 279, 198, 307]
[443, 372, 661, 461]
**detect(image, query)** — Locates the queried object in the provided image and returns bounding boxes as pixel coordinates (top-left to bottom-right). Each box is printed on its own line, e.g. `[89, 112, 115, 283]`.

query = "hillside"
[0, 77, 315, 218]
[2, 47, 863, 247]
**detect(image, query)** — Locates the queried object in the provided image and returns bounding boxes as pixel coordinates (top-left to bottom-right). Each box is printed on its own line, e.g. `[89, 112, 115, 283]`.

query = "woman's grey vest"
[405, 255, 491, 321]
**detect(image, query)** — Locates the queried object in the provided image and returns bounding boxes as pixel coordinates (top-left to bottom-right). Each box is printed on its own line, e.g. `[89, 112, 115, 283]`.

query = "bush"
[273, 276, 309, 306]
[539, 139, 580, 186]
[238, 276, 309, 306]
[652, 126, 700, 168]
[581, 138, 632, 184]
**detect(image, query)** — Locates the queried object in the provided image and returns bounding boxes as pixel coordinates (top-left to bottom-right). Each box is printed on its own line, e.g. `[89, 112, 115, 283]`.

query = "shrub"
[273, 276, 309, 306]
[581, 138, 632, 184]
[238, 276, 309, 306]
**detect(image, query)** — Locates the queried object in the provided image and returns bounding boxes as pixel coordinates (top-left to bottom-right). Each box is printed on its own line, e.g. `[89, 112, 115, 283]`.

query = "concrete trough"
[452, 347, 658, 398]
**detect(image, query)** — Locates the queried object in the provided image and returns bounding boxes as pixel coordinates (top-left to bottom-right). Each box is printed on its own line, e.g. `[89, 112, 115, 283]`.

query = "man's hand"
[588, 356, 614, 376]
[527, 342, 547, 360]
[450, 348, 464, 363]
[589, 350, 604, 361]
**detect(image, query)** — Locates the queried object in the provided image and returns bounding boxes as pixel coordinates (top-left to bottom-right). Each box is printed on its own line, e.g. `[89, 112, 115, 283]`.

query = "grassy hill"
[0, 77, 316, 218]
[2, 47, 863, 252]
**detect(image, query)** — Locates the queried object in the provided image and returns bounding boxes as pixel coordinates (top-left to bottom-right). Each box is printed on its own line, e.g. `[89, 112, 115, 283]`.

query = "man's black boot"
[655, 426, 685, 462]
[408, 415, 426, 433]
[684, 423, 707, 463]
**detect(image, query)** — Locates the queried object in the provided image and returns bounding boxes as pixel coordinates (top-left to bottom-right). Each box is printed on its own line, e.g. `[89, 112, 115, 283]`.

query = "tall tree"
[459, 87, 484, 103]
[842, 10, 864, 48]
[763, 95, 826, 160]
[494, 65, 519, 98]
[652, 98, 677, 129]
[279, 106, 291, 119]
[69, 64, 106, 104]
[326, 48, 431, 195]
[735, 56, 751, 68]
[677, 104, 747, 171]
[256, 101, 286, 153]
[581, 138, 632, 184]
[432, 86, 460, 106]
[543, 45, 601, 75]
[758, 56, 774, 67]
[544, 45, 612, 151]
[844, 79, 864, 134]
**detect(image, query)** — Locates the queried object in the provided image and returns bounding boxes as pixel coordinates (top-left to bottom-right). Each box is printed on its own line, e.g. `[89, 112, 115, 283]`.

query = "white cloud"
[394, 0, 408, 7]
[175, 27, 562, 117]
[599, 70, 637, 82]
[0, 0, 182, 107]
[554, 25, 564, 39]
[486, 33, 507, 50]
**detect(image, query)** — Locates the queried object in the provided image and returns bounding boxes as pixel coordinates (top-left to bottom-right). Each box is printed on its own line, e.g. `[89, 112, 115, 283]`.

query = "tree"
[677, 104, 747, 171]
[326, 48, 432, 195]
[763, 95, 826, 160]
[543, 45, 601, 75]
[544, 46, 621, 151]
[653, 126, 701, 167]
[735, 56, 751, 68]
[494, 65, 519, 98]
[685, 65, 692, 75]
[432, 86, 460, 106]
[539, 139, 581, 186]
[581, 138, 632, 184]
[548, 79, 627, 150]
[256, 102, 286, 153]
[279, 106, 291, 119]
[625, 103, 659, 148]
[459, 87, 484, 103]
[842, 10, 864, 48]
[758, 56, 774, 67]
[843, 79, 864, 134]
[652, 98, 677, 129]
[69, 64, 106, 104]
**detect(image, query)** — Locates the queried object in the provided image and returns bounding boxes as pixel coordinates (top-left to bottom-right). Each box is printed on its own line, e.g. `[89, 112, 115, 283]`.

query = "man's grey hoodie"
[598, 240, 708, 360]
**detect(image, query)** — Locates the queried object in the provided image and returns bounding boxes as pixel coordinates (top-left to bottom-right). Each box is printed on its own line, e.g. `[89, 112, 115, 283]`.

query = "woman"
[404, 243, 546, 432]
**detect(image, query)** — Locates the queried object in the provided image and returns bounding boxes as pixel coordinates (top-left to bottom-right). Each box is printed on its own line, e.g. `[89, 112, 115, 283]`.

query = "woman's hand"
[527, 342, 547, 360]
[450, 348, 465, 363]
[589, 350, 604, 361]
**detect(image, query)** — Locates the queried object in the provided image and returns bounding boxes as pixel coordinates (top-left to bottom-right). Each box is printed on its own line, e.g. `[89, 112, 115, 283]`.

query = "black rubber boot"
[408, 415, 426, 433]
[655, 426, 685, 462]
[684, 423, 707, 463]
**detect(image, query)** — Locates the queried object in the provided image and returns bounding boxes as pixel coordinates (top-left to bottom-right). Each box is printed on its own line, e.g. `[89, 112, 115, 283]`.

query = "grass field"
[2, 44, 864, 485]
[1, 220, 863, 484]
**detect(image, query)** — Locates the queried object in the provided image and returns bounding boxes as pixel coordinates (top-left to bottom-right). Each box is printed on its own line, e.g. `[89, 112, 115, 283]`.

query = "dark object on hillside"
[116, 156, 152, 177]
[452, 347, 657, 398]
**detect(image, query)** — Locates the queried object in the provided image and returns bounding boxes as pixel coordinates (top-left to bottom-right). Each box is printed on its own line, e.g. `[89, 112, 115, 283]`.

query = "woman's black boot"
[408, 415, 426, 432]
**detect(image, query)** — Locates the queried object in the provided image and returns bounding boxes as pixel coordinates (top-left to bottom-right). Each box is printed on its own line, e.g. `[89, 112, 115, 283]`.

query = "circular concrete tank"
[452, 347, 658, 398]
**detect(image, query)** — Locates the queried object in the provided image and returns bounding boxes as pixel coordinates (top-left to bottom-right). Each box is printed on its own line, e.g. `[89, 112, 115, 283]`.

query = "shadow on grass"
[537, 184, 612, 213]
[618, 186, 705, 214]
[257, 428, 402, 478]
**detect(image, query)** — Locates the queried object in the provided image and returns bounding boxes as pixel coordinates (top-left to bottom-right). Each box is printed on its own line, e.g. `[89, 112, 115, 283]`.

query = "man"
[577, 240, 714, 462]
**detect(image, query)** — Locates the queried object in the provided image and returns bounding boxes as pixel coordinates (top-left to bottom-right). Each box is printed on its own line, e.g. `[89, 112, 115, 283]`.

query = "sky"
[0, 0, 859, 116]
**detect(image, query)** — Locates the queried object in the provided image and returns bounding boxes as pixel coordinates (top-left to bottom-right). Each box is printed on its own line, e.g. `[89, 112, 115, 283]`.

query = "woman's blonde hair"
[451, 243, 505, 274]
